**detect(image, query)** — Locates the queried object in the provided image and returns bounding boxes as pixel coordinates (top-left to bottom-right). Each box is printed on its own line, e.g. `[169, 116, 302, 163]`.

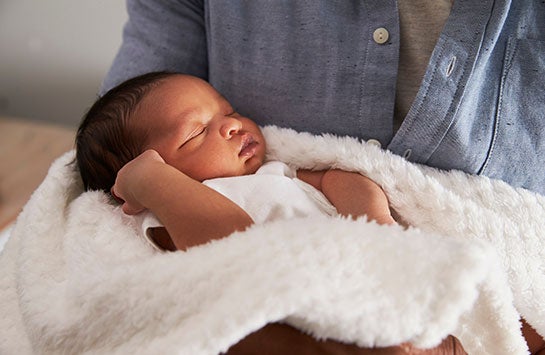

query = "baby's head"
[76, 72, 266, 192]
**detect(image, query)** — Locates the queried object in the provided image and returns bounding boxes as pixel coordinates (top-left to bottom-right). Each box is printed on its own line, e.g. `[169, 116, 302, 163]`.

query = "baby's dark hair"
[76, 71, 175, 192]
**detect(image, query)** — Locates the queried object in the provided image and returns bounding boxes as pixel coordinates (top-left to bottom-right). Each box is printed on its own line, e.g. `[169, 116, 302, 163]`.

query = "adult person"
[101, 0, 545, 196]
[99, 1, 545, 354]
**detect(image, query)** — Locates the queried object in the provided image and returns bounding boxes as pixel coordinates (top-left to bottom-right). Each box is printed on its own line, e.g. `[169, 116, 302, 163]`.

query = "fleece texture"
[0, 126, 543, 354]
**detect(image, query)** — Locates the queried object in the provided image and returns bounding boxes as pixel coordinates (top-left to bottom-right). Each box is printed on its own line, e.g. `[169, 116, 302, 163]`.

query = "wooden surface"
[0, 117, 75, 230]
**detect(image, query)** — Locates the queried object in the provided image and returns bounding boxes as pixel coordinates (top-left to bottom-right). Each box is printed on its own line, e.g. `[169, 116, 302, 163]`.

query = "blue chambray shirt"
[102, 0, 545, 195]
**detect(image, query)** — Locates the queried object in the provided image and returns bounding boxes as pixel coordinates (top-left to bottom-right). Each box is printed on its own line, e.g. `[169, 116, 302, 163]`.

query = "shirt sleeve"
[100, 0, 208, 94]
[134, 211, 166, 252]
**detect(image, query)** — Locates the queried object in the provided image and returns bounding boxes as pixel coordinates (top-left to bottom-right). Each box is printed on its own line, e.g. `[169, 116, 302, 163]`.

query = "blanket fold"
[1, 126, 543, 354]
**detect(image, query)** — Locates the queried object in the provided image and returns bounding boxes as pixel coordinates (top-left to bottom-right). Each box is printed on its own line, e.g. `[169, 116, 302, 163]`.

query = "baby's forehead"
[133, 74, 232, 125]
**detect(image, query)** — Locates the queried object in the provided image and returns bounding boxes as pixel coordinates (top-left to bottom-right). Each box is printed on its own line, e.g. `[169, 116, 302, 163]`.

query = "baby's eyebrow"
[167, 108, 199, 145]
[175, 107, 201, 121]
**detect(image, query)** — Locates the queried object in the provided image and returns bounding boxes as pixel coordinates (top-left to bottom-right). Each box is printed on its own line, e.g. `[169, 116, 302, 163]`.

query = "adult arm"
[297, 169, 396, 225]
[101, 0, 208, 94]
[112, 150, 253, 250]
[227, 323, 466, 355]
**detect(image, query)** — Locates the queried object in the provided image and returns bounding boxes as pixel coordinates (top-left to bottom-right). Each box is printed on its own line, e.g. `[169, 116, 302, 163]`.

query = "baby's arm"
[297, 169, 395, 225]
[112, 150, 253, 250]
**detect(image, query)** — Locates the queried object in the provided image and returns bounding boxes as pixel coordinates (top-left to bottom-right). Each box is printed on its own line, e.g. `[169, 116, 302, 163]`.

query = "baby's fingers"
[110, 186, 125, 204]
[122, 202, 145, 215]
[111, 186, 144, 215]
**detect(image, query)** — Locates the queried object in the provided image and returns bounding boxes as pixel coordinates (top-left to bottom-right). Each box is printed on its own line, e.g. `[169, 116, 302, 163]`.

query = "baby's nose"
[220, 117, 242, 138]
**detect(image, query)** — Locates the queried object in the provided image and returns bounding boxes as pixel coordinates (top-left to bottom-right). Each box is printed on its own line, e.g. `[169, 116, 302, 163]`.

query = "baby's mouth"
[239, 134, 258, 157]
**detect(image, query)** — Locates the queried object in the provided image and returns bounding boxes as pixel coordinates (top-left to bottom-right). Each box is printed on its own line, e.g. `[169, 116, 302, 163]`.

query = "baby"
[76, 72, 395, 251]
[76, 72, 545, 353]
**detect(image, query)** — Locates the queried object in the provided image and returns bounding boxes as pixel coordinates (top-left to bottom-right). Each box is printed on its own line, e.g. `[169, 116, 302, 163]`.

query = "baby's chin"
[201, 162, 264, 181]
[244, 157, 265, 175]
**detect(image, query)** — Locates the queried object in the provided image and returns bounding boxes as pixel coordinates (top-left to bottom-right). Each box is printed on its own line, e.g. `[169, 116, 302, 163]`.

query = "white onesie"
[137, 161, 337, 251]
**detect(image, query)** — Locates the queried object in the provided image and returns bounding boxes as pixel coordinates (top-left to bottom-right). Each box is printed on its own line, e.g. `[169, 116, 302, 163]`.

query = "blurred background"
[0, 0, 127, 127]
[0, 1, 127, 235]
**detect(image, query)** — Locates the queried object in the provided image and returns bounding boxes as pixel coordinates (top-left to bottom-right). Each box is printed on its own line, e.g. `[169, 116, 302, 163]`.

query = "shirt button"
[373, 27, 389, 44]
[367, 139, 382, 148]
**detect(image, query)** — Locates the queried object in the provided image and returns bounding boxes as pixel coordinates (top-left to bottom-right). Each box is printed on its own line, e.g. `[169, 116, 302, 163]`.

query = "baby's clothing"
[137, 161, 337, 251]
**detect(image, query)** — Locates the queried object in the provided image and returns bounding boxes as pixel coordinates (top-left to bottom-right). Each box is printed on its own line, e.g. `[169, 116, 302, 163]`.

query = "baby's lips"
[238, 134, 258, 157]
[239, 133, 256, 154]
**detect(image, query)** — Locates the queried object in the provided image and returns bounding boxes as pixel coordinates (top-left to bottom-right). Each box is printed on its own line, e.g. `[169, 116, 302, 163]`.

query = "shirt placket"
[388, 0, 496, 164]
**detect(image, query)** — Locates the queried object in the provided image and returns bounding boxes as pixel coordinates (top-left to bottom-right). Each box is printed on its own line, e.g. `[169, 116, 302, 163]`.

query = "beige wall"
[0, 0, 127, 127]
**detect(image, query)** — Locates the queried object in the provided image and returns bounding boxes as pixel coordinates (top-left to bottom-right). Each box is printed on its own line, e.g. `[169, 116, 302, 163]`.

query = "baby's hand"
[111, 149, 166, 215]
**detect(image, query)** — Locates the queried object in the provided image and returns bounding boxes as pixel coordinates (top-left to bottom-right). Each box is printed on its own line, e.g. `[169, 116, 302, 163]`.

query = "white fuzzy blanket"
[1, 126, 543, 354]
